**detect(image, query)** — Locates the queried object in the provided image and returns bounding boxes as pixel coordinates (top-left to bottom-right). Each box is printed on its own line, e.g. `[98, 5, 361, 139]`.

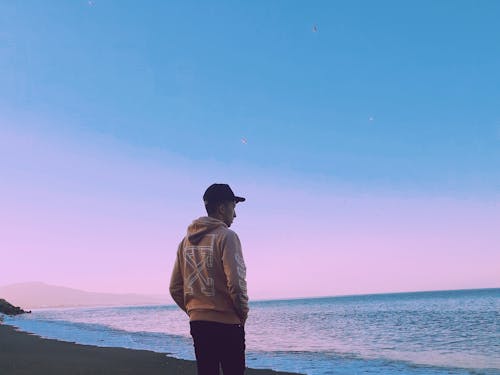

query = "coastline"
[0, 324, 302, 375]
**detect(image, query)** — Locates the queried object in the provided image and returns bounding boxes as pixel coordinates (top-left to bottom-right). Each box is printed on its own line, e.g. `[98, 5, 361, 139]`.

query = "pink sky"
[1, 124, 499, 300]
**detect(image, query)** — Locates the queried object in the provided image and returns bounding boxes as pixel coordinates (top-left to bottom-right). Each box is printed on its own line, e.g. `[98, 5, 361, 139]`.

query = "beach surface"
[0, 324, 301, 375]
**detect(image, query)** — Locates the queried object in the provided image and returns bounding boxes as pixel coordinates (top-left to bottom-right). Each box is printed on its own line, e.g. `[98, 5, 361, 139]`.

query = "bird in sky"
[312, 24, 318, 33]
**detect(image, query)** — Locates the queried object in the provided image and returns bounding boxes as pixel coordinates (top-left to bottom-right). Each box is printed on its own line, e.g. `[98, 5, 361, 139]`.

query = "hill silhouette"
[0, 282, 169, 309]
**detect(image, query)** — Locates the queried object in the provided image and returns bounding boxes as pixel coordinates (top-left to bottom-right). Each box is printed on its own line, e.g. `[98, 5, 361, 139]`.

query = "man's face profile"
[219, 200, 236, 227]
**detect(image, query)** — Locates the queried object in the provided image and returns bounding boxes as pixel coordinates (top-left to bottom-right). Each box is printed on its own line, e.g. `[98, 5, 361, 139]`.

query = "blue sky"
[2, 0, 499, 194]
[0, 1, 498, 296]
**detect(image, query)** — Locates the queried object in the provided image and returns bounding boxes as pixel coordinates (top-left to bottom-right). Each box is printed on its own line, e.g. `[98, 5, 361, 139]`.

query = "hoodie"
[169, 217, 249, 325]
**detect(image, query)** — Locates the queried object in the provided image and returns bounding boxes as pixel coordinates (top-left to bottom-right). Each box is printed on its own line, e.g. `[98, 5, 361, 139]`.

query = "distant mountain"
[0, 282, 171, 309]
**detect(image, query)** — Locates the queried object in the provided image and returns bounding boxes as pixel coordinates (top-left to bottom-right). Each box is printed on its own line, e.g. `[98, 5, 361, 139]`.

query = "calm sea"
[4, 289, 500, 374]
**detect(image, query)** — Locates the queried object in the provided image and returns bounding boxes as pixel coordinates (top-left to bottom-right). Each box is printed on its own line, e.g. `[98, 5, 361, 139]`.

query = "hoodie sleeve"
[221, 230, 249, 324]
[169, 241, 187, 314]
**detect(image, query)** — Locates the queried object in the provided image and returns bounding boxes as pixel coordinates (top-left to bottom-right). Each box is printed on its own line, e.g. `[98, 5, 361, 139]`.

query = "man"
[169, 183, 249, 375]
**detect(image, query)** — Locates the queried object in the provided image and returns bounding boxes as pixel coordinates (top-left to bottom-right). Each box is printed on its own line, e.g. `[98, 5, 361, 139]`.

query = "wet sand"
[0, 324, 301, 375]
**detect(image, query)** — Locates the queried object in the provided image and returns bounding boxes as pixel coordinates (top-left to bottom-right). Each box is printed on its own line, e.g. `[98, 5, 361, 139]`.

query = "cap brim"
[235, 196, 246, 203]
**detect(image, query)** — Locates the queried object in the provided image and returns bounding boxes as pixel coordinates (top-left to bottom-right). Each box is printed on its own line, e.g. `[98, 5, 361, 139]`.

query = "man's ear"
[216, 202, 226, 215]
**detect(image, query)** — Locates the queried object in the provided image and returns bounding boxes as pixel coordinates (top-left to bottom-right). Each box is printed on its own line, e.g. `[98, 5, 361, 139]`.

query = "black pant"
[190, 320, 246, 375]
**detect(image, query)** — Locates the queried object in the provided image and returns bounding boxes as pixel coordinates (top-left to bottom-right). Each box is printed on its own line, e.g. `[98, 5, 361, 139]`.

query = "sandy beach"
[0, 324, 301, 375]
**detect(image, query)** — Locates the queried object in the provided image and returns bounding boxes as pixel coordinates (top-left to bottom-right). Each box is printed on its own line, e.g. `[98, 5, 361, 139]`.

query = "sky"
[0, 1, 499, 300]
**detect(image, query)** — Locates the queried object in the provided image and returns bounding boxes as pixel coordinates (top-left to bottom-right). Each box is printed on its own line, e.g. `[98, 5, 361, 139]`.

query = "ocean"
[4, 288, 499, 374]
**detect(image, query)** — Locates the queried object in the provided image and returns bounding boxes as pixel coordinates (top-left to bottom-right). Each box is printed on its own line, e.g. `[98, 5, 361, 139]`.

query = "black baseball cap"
[203, 184, 246, 206]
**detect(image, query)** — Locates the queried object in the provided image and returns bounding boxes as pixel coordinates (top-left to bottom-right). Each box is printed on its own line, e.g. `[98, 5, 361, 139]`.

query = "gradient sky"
[1, 1, 499, 299]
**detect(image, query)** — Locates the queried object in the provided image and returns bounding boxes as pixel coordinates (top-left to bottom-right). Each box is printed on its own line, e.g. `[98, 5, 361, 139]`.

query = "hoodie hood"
[187, 216, 227, 245]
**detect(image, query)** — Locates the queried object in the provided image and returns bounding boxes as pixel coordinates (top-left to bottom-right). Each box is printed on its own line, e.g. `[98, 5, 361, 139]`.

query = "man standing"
[170, 183, 249, 375]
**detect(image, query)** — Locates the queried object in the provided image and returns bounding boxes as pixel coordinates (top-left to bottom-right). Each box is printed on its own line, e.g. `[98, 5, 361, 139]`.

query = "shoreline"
[0, 324, 301, 375]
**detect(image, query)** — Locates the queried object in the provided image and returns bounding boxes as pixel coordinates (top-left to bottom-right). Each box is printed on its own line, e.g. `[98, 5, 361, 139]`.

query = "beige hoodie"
[169, 217, 249, 325]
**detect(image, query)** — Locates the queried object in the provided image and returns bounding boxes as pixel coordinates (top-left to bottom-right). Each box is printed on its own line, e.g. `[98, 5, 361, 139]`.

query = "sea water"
[4, 289, 500, 374]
